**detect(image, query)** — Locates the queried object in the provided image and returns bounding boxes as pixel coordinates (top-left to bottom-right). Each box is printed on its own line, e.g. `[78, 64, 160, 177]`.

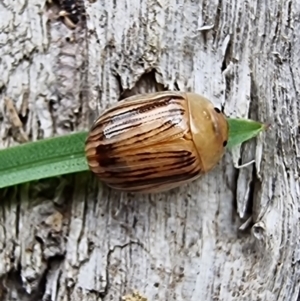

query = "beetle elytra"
[85, 91, 229, 193]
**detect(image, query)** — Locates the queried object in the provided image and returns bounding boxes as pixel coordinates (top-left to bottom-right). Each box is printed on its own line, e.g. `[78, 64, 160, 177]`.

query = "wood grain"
[0, 0, 299, 300]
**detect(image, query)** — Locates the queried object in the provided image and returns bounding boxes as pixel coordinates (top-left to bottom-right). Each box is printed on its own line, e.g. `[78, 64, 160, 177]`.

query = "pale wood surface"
[0, 0, 300, 300]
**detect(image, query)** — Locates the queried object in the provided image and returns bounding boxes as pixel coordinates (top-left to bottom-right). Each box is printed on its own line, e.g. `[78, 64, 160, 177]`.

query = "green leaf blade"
[0, 131, 89, 189]
[227, 118, 268, 149]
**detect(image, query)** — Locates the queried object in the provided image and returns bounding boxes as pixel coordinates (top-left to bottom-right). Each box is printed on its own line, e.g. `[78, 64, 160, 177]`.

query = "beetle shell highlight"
[85, 91, 229, 193]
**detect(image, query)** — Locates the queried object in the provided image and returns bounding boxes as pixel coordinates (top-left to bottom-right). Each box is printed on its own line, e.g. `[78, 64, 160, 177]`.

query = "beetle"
[85, 91, 229, 193]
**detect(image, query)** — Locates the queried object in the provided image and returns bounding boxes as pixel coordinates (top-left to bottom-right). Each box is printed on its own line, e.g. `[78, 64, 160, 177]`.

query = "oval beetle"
[85, 91, 229, 193]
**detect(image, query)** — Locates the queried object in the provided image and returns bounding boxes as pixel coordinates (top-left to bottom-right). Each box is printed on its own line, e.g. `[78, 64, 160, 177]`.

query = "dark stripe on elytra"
[95, 152, 192, 169]
[99, 122, 143, 138]
[100, 96, 178, 117]
[99, 114, 175, 139]
[105, 159, 201, 181]
[94, 118, 181, 152]
[100, 96, 184, 119]
[94, 145, 194, 160]
[95, 149, 194, 169]
[117, 121, 177, 141]
[115, 150, 194, 161]
[93, 143, 116, 152]
[102, 121, 173, 143]
[89, 107, 184, 142]
[101, 156, 196, 172]
[133, 155, 195, 167]
[88, 120, 142, 140]
[135, 154, 192, 161]
[104, 155, 197, 176]
[96, 148, 192, 163]
[96, 98, 185, 127]
[95, 106, 185, 134]
[109, 170, 200, 188]
[93, 121, 174, 153]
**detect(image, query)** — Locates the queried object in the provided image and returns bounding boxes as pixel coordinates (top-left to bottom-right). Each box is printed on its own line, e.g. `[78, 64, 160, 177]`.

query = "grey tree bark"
[0, 0, 299, 301]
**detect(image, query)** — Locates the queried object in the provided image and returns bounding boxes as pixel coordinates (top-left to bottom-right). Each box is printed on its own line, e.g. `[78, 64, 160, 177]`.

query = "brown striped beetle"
[85, 91, 228, 193]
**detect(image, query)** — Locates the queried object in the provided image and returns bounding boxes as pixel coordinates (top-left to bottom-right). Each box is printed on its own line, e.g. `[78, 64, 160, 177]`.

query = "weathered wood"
[0, 0, 300, 300]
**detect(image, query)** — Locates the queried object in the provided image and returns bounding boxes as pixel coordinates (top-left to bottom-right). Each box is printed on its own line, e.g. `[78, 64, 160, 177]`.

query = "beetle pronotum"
[85, 91, 229, 193]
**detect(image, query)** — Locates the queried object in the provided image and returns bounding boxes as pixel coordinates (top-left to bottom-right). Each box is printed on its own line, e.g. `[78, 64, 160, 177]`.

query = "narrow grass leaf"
[0, 131, 89, 189]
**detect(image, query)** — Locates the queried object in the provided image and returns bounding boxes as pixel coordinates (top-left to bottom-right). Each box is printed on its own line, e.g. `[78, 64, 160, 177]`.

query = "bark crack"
[100, 241, 145, 299]
[287, 0, 292, 28]
[287, 41, 298, 99]
[212, 0, 222, 43]
[221, 35, 232, 107]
